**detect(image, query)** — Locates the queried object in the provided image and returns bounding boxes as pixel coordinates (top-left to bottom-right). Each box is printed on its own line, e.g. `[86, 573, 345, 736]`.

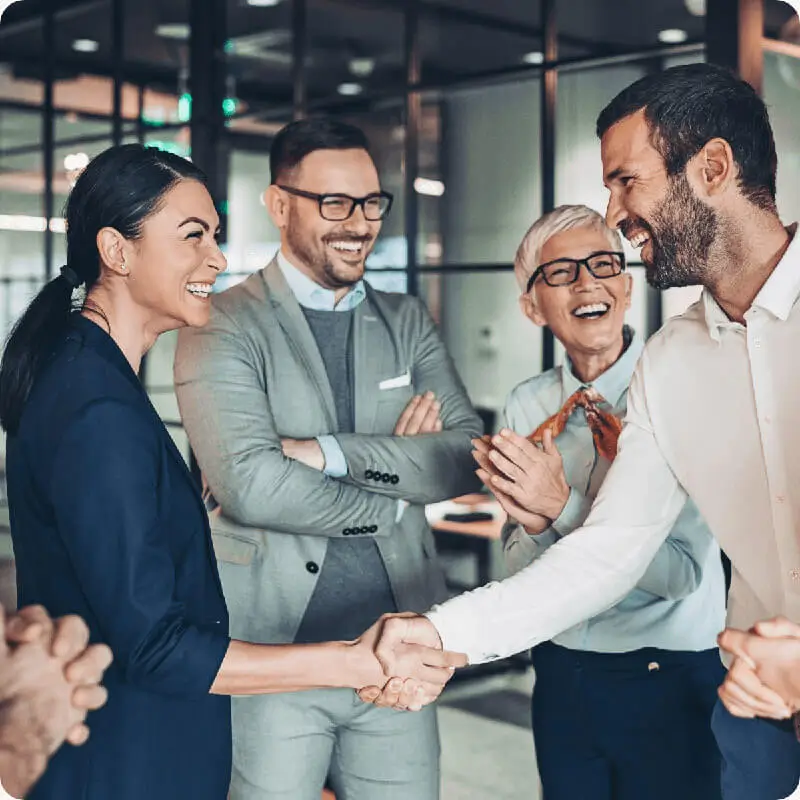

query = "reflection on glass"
[764, 49, 800, 222]
[419, 270, 542, 419]
[441, 78, 541, 265]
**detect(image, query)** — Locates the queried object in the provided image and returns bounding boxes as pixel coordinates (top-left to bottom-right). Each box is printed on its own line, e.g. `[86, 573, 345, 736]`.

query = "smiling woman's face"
[122, 179, 227, 333]
[524, 226, 632, 362]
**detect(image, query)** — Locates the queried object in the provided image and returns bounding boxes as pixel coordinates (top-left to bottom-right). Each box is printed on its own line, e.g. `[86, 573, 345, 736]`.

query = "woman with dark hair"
[0, 144, 461, 800]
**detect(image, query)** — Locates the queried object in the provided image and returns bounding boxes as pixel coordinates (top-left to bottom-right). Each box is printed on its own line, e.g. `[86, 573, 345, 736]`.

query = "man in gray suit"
[174, 118, 482, 800]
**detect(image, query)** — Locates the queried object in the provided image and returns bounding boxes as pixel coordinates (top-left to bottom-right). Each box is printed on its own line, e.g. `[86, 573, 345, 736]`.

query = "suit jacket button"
[365, 469, 374, 479]
[360, 526, 369, 534]
[343, 528, 351, 536]
[370, 524, 378, 533]
[306, 561, 319, 574]
[380, 472, 389, 483]
[390, 475, 399, 484]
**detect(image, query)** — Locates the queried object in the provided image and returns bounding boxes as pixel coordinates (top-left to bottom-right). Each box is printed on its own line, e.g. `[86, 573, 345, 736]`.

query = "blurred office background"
[1, 1, 799, 796]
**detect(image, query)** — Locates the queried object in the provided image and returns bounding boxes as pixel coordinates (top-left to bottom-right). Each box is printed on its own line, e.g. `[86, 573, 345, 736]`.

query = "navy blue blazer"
[6, 315, 232, 800]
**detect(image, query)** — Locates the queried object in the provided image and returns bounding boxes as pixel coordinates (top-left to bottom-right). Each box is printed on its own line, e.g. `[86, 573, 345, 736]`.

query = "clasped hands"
[354, 613, 467, 711]
[718, 617, 800, 722]
[0, 605, 112, 797]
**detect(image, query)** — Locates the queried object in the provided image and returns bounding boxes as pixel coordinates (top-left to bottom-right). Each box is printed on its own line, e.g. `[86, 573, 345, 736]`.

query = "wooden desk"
[430, 494, 506, 586]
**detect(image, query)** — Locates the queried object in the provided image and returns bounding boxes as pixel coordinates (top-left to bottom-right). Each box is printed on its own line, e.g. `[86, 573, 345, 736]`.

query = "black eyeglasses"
[526, 250, 626, 293]
[277, 185, 394, 221]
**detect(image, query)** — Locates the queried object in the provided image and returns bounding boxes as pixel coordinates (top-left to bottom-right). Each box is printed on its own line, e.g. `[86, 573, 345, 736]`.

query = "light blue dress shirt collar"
[277, 250, 366, 312]
[561, 325, 644, 409]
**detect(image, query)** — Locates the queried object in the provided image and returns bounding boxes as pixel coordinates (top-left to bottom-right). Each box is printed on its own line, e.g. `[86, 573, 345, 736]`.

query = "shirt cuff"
[551, 488, 592, 536]
[317, 435, 347, 478]
[396, 499, 408, 523]
[425, 602, 498, 665]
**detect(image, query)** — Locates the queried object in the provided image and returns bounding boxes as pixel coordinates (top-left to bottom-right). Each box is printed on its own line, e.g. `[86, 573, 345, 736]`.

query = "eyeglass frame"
[526, 250, 627, 293]
[276, 184, 394, 221]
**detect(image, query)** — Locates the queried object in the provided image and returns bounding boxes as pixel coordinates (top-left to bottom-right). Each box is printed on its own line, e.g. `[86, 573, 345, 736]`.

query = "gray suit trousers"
[229, 688, 440, 800]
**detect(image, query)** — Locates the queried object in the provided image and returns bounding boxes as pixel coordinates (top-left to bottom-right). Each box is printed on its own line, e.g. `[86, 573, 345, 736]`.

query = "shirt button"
[647, 661, 660, 672]
[777, 494, 785, 503]
[306, 561, 319, 574]
[790, 568, 800, 581]
[765, 416, 772, 424]
[753, 338, 762, 348]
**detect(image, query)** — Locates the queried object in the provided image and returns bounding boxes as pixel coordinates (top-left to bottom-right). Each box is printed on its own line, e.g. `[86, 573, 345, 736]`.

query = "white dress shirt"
[502, 328, 725, 654]
[427, 224, 800, 664]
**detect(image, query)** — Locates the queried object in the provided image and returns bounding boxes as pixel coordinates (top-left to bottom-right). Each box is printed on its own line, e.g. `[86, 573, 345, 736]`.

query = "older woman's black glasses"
[277, 185, 394, 221]
[526, 251, 626, 293]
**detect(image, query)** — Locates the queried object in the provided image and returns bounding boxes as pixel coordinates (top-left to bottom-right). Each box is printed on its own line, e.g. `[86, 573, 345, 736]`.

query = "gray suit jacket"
[174, 258, 483, 644]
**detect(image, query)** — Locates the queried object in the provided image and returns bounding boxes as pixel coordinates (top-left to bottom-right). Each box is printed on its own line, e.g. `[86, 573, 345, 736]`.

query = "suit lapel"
[262, 259, 337, 430]
[354, 287, 399, 433]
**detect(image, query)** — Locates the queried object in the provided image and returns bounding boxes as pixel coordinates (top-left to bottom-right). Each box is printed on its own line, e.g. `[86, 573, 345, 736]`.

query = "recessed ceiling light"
[414, 177, 445, 197]
[684, 0, 706, 16]
[155, 23, 190, 40]
[349, 57, 375, 77]
[337, 82, 363, 96]
[522, 51, 544, 65]
[247, 0, 282, 6]
[72, 39, 99, 53]
[658, 28, 688, 44]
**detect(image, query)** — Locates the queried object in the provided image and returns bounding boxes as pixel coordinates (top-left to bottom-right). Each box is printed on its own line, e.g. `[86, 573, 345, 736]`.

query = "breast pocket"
[374, 385, 416, 433]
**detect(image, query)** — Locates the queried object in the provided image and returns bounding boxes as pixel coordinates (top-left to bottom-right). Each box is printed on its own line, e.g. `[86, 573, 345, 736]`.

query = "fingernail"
[389, 679, 401, 691]
[426, 391, 435, 399]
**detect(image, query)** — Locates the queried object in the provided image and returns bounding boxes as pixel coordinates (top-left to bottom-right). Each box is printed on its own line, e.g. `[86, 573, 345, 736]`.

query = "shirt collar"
[703, 222, 800, 341]
[276, 250, 366, 312]
[561, 325, 643, 408]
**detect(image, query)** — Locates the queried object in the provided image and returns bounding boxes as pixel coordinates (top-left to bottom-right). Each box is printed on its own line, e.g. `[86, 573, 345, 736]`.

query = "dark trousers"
[530, 641, 724, 800]
[712, 699, 800, 800]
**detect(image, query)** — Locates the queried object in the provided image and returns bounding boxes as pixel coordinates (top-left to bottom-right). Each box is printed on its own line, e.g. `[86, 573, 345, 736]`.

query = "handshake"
[351, 613, 467, 712]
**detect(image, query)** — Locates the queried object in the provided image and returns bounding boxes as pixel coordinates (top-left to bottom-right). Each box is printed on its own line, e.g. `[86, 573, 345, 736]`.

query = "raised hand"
[394, 392, 443, 436]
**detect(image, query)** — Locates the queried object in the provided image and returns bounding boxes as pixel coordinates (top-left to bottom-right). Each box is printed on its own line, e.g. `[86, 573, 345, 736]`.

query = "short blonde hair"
[514, 204, 623, 292]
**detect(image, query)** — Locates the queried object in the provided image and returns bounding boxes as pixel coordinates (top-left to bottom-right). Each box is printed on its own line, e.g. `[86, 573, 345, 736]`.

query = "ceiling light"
[247, 0, 282, 6]
[0, 215, 66, 233]
[658, 28, 688, 44]
[522, 51, 544, 65]
[684, 0, 706, 16]
[414, 177, 445, 197]
[337, 82, 363, 96]
[72, 39, 99, 53]
[155, 23, 190, 40]
[349, 57, 375, 77]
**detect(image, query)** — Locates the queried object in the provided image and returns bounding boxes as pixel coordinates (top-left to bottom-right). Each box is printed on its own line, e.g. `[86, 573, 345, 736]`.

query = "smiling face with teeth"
[266, 148, 383, 300]
[522, 226, 633, 381]
[110, 179, 227, 334]
[601, 110, 719, 290]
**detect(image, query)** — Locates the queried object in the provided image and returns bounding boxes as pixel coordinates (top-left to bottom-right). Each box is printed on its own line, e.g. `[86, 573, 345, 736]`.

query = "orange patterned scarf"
[529, 387, 622, 462]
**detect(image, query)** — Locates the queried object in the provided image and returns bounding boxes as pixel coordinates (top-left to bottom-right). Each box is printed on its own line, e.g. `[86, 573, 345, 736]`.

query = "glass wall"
[1, 0, 793, 446]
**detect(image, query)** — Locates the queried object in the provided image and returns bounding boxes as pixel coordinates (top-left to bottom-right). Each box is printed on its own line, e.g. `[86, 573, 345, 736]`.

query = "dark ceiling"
[0, 0, 797, 115]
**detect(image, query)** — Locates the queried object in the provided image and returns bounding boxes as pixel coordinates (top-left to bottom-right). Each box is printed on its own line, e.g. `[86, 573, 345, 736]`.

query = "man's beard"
[635, 173, 718, 291]
[285, 211, 370, 290]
